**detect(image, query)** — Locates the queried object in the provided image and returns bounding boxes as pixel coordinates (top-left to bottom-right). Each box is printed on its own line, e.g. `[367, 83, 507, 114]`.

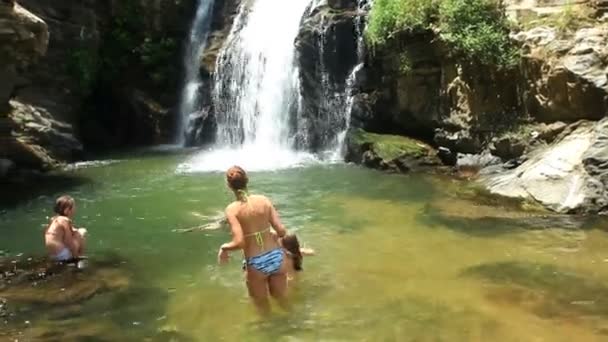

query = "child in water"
[44, 195, 87, 262]
[277, 234, 315, 278]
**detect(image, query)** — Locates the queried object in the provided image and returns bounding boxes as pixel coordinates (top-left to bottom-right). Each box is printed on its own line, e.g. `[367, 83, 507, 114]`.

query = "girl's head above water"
[54, 195, 75, 217]
[281, 234, 303, 271]
[226, 166, 249, 200]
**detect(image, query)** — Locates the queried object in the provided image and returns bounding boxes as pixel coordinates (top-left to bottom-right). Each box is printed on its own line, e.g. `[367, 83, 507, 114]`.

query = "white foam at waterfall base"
[176, 146, 320, 173]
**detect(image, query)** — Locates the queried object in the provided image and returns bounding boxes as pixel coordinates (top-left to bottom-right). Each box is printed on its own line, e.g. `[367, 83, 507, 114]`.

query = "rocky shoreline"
[334, 1, 608, 214]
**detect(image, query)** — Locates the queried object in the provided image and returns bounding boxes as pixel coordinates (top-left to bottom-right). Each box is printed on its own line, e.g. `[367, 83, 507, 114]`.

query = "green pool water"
[2, 149, 608, 341]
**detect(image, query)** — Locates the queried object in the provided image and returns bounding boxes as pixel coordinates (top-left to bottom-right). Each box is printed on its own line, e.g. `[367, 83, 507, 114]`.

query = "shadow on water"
[463, 261, 608, 320]
[0, 173, 92, 209]
[0, 252, 189, 342]
[419, 196, 594, 238]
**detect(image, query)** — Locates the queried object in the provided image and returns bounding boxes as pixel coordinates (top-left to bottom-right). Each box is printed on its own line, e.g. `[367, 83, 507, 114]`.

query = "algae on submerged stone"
[351, 129, 428, 160]
[346, 129, 440, 172]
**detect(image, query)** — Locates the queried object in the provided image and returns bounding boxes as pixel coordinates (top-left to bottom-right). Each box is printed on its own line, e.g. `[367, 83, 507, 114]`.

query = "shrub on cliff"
[365, 0, 519, 69]
[439, 0, 519, 68]
[366, 0, 438, 45]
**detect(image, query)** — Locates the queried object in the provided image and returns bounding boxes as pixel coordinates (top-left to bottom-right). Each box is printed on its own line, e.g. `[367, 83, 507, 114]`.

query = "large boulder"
[345, 128, 441, 172]
[0, 2, 48, 111]
[15, 0, 103, 122]
[515, 25, 608, 122]
[5, 99, 82, 168]
[480, 118, 608, 214]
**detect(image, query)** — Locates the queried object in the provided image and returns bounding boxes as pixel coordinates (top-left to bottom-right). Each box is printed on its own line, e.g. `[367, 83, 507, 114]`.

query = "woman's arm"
[300, 247, 315, 256]
[220, 207, 244, 252]
[268, 199, 287, 238]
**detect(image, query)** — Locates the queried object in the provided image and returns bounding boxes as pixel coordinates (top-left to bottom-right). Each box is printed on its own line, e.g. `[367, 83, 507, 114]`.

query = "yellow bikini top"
[243, 227, 270, 247]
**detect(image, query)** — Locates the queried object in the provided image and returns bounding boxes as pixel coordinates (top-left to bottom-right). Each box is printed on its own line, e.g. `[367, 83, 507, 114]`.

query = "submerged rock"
[313, 296, 501, 340]
[518, 25, 608, 122]
[345, 129, 440, 172]
[481, 118, 608, 214]
[0, 255, 131, 312]
[427, 196, 588, 236]
[464, 261, 608, 319]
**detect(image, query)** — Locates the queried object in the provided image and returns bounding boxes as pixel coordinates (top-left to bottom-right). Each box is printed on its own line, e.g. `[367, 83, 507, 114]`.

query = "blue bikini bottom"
[245, 248, 284, 275]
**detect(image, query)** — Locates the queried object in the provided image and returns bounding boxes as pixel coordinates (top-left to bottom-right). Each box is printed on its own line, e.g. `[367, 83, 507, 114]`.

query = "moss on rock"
[346, 129, 440, 172]
[350, 128, 430, 160]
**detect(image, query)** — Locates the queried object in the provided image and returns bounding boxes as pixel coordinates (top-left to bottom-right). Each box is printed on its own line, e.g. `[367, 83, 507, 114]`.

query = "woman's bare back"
[227, 194, 283, 258]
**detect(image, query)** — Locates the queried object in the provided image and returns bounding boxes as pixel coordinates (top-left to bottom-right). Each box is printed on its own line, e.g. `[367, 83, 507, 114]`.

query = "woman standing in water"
[218, 166, 289, 314]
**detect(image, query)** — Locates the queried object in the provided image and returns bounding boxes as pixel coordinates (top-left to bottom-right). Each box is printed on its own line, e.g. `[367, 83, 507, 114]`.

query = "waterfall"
[330, 63, 364, 160]
[177, 0, 317, 172]
[176, 0, 215, 145]
[214, 0, 310, 149]
[330, 0, 371, 159]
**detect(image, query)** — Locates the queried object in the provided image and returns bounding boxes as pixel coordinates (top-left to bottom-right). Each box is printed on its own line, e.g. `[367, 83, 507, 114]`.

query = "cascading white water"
[178, 0, 318, 172]
[330, 0, 371, 159]
[176, 0, 215, 144]
[330, 62, 364, 160]
[214, 0, 311, 149]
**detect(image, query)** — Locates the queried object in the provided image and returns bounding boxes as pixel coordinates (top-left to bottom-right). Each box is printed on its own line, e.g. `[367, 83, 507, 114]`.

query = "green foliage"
[365, 0, 520, 68]
[366, 0, 438, 46]
[98, 3, 142, 82]
[399, 52, 413, 75]
[352, 129, 429, 160]
[96, 2, 178, 88]
[555, 4, 595, 32]
[66, 46, 98, 94]
[138, 37, 176, 68]
[439, 0, 519, 68]
[135, 37, 178, 85]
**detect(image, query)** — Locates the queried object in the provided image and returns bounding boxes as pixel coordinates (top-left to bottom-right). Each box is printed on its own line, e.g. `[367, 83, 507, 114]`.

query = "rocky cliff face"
[78, 0, 198, 148]
[184, 0, 241, 146]
[294, 0, 608, 213]
[1, 0, 200, 174]
[294, 0, 361, 151]
[351, 31, 522, 156]
[477, 23, 608, 213]
[516, 25, 608, 123]
[481, 118, 608, 214]
[0, 2, 72, 172]
[317, 2, 606, 153]
[0, 2, 47, 111]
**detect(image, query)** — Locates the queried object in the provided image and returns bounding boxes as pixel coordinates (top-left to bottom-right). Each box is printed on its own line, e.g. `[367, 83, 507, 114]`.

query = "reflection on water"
[2, 151, 608, 341]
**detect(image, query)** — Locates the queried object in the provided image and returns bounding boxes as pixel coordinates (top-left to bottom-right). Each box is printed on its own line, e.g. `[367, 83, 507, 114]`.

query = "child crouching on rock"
[44, 195, 87, 263]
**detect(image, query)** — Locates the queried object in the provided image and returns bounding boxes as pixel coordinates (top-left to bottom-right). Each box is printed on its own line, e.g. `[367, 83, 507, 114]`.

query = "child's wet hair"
[282, 234, 303, 271]
[54, 195, 75, 216]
